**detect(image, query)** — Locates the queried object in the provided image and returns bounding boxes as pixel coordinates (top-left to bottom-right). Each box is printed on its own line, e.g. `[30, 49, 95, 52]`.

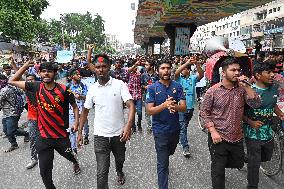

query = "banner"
[175, 27, 190, 55]
[154, 44, 161, 54]
[56, 50, 74, 63]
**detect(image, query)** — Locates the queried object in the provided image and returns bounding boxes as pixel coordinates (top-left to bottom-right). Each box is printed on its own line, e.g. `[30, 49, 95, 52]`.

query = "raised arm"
[174, 56, 197, 80]
[87, 45, 95, 72]
[8, 60, 34, 90]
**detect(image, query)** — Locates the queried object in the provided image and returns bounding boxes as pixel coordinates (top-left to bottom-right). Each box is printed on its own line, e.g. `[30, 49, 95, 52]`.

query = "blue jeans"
[28, 120, 40, 160]
[2, 116, 28, 146]
[154, 131, 180, 189]
[179, 109, 194, 150]
[132, 99, 142, 129]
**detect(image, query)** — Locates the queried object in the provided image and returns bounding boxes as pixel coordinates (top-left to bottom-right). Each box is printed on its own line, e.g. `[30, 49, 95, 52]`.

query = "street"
[0, 108, 284, 189]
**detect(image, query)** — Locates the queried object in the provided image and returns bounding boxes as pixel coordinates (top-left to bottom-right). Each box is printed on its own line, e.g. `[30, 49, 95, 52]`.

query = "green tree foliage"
[0, 0, 49, 42]
[44, 12, 106, 51]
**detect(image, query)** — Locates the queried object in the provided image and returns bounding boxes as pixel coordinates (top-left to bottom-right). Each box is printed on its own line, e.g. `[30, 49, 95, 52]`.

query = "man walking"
[9, 61, 81, 189]
[200, 56, 261, 189]
[78, 47, 135, 189]
[146, 60, 186, 189]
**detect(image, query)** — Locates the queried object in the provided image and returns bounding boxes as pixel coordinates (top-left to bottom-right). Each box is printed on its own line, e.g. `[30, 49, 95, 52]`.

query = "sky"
[41, 0, 138, 44]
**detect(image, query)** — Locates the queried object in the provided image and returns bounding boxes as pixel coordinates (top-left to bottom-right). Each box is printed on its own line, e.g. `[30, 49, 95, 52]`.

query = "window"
[230, 33, 232, 37]
[235, 21, 237, 26]
[273, 8, 276, 12]
[237, 31, 240, 36]
[238, 20, 240, 25]
[223, 25, 225, 29]
[278, 7, 281, 11]
[269, 9, 272, 14]
[231, 22, 233, 27]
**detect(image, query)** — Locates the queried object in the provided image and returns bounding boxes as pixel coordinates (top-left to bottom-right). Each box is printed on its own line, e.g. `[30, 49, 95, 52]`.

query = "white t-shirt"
[84, 78, 133, 137]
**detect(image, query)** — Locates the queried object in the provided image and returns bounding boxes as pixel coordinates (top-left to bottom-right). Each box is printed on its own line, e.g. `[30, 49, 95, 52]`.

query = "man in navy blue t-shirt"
[146, 60, 186, 189]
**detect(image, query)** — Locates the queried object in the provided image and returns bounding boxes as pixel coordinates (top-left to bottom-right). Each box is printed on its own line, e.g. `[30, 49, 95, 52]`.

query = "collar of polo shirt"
[97, 77, 113, 87]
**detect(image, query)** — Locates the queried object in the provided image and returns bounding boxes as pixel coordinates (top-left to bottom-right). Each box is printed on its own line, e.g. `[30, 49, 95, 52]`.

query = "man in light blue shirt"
[174, 56, 204, 157]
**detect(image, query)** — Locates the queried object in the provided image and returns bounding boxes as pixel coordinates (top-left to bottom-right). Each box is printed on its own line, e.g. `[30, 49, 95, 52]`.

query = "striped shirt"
[26, 82, 76, 138]
[200, 83, 261, 143]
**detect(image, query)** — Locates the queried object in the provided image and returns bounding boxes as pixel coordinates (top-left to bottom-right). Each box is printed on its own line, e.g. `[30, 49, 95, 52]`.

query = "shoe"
[73, 162, 81, 175]
[26, 159, 38, 169]
[132, 128, 136, 134]
[183, 149, 191, 158]
[138, 126, 142, 132]
[117, 172, 125, 185]
[4, 145, 19, 153]
[24, 134, 29, 142]
[84, 137, 89, 145]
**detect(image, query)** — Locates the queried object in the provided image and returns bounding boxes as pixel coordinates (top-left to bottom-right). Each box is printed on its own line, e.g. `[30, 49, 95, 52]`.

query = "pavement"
[0, 108, 284, 189]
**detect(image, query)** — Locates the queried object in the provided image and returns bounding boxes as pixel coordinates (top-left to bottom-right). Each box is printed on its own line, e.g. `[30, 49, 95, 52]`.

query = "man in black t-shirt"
[9, 61, 81, 189]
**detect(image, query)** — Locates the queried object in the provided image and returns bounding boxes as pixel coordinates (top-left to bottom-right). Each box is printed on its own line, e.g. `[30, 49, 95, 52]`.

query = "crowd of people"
[0, 47, 284, 189]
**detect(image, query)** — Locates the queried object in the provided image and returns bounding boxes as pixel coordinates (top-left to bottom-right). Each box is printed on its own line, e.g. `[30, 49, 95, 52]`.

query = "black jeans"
[154, 131, 180, 189]
[36, 137, 78, 189]
[246, 138, 274, 189]
[208, 134, 244, 189]
[94, 135, 126, 189]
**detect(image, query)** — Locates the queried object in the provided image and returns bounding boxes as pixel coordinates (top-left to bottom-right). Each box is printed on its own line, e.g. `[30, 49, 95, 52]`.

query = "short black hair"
[221, 56, 240, 71]
[39, 62, 58, 72]
[257, 51, 265, 59]
[2, 64, 11, 70]
[157, 59, 172, 69]
[93, 54, 111, 64]
[26, 73, 36, 79]
[253, 62, 273, 77]
[69, 68, 79, 76]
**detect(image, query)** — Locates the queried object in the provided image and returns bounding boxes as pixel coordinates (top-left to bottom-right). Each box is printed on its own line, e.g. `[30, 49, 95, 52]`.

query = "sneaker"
[84, 137, 89, 145]
[4, 145, 19, 153]
[132, 128, 136, 134]
[26, 159, 38, 169]
[24, 134, 30, 143]
[73, 162, 81, 175]
[183, 149, 191, 158]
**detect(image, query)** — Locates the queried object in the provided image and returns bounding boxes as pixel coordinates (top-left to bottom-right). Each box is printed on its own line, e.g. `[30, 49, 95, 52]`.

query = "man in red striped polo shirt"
[9, 61, 81, 189]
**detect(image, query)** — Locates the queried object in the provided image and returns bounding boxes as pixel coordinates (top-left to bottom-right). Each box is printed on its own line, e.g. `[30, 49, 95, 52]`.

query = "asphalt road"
[0, 108, 283, 189]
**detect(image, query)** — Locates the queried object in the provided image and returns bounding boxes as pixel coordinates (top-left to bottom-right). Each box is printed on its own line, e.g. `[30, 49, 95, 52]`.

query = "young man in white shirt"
[77, 48, 135, 189]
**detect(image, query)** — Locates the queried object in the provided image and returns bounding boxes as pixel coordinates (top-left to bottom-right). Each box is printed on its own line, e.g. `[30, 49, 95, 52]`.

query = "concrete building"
[191, 0, 284, 52]
[240, 0, 284, 50]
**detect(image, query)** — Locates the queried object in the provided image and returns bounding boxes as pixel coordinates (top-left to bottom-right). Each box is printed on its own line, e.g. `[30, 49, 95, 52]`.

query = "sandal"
[117, 172, 125, 185]
[4, 145, 19, 153]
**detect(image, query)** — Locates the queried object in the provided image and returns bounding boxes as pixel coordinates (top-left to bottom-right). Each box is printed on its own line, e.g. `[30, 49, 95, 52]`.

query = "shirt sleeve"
[67, 86, 76, 106]
[121, 81, 133, 103]
[244, 88, 262, 109]
[84, 87, 94, 109]
[25, 82, 40, 93]
[200, 88, 215, 128]
[145, 85, 155, 104]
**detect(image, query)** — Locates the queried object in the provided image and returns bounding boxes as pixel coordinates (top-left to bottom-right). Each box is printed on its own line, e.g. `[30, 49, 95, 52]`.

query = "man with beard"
[200, 56, 261, 189]
[146, 59, 186, 189]
[9, 62, 81, 189]
[77, 47, 135, 188]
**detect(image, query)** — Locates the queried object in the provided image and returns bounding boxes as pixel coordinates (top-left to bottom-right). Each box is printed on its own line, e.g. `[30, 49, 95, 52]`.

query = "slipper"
[4, 145, 19, 153]
[117, 172, 125, 185]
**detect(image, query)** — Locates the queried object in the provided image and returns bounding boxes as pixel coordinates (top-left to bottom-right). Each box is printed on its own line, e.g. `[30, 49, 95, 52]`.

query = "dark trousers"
[36, 137, 78, 189]
[154, 131, 180, 189]
[208, 134, 244, 189]
[94, 135, 126, 189]
[28, 120, 40, 160]
[246, 138, 274, 189]
[179, 109, 194, 150]
[2, 116, 28, 146]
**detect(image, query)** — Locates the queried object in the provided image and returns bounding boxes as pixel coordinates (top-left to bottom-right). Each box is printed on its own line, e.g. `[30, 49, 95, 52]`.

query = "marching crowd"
[0, 47, 284, 189]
